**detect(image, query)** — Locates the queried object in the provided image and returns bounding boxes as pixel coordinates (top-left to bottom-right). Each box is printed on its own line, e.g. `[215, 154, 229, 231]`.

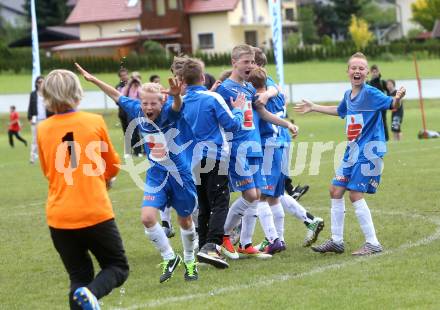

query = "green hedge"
[1, 40, 440, 73]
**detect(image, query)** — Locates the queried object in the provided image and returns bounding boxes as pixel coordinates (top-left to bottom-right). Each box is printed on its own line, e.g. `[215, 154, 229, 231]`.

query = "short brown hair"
[253, 47, 267, 67]
[348, 52, 368, 66]
[182, 58, 204, 85]
[231, 44, 255, 61]
[247, 67, 267, 90]
[219, 69, 232, 82]
[42, 69, 83, 113]
[170, 55, 190, 79]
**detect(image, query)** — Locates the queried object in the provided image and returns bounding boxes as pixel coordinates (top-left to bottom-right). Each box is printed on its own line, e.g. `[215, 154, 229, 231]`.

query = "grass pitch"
[0, 99, 439, 309]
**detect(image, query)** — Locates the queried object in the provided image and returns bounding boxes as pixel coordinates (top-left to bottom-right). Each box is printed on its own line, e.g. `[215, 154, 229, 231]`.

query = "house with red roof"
[141, 0, 276, 53]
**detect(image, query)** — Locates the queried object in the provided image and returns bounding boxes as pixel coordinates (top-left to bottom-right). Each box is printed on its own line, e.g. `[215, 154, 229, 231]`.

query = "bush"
[1, 39, 440, 73]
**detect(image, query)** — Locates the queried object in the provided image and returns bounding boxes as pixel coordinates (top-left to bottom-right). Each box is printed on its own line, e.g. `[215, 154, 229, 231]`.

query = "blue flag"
[31, 0, 41, 90]
[268, 0, 284, 87]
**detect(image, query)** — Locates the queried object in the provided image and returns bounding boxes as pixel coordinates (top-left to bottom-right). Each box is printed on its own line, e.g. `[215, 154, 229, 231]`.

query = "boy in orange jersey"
[37, 69, 129, 310]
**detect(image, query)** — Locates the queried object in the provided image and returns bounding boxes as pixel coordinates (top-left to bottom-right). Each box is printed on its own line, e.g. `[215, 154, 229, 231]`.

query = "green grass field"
[1, 58, 440, 94]
[0, 100, 439, 309]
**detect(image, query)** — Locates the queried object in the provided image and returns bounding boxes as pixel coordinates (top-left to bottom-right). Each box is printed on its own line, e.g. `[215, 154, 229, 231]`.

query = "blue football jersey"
[337, 83, 393, 162]
[216, 78, 262, 158]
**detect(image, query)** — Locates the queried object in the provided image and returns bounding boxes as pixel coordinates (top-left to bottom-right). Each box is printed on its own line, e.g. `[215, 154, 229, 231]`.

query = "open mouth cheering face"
[347, 58, 369, 87]
[140, 91, 164, 122]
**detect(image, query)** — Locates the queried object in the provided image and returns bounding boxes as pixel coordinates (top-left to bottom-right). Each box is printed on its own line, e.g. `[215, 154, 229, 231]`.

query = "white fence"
[1, 78, 439, 113]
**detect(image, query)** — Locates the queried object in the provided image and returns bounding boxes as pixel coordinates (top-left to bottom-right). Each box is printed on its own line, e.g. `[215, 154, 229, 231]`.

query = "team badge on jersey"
[346, 114, 364, 141]
[145, 132, 169, 162]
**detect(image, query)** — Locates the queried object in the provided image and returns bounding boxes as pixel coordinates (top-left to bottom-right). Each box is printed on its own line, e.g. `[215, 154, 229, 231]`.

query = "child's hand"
[230, 92, 246, 110]
[294, 99, 314, 114]
[163, 77, 182, 97]
[75, 63, 95, 82]
[255, 91, 270, 106]
[396, 87, 406, 100]
[210, 80, 222, 92]
[288, 123, 299, 138]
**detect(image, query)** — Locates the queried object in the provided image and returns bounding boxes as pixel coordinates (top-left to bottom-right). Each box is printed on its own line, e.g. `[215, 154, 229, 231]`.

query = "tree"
[313, 2, 339, 37]
[23, 0, 71, 29]
[349, 15, 374, 50]
[361, 1, 396, 28]
[411, 0, 440, 31]
[333, 0, 370, 37]
[298, 5, 318, 44]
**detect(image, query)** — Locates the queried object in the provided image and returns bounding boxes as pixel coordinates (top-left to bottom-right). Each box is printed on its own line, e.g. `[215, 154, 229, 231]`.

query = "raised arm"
[294, 99, 339, 116]
[391, 86, 406, 110]
[162, 78, 183, 112]
[75, 63, 121, 103]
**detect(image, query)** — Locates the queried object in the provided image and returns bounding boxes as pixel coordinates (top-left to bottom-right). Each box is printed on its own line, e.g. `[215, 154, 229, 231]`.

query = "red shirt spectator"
[9, 110, 21, 132]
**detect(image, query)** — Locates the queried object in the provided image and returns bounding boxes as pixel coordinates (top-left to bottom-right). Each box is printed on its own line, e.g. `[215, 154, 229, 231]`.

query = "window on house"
[168, 0, 177, 9]
[198, 33, 214, 49]
[285, 8, 295, 21]
[144, 0, 153, 11]
[156, 0, 166, 16]
[245, 31, 257, 46]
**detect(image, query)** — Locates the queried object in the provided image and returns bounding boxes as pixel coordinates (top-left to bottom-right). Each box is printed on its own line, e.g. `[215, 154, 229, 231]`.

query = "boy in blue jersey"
[216, 45, 296, 258]
[252, 48, 324, 249]
[178, 57, 247, 268]
[294, 52, 406, 255]
[76, 64, 199, 282]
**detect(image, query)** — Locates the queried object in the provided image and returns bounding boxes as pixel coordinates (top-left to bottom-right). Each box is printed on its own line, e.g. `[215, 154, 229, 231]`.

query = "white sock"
[240, 200, 258, 246]
[224, 197, 249, 235]
[280, 194, 310, 224]
[353, 199, 380, 246]
[271, 203, 285, 242]
[144, 223, 175, 260]
[180, 224, 196, 263]
[160, 207, 172, 225]
[257, 201, 278, 242]
[331, 198, 345, 243]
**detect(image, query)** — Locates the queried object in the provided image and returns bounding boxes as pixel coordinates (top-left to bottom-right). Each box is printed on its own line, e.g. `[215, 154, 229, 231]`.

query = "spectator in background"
[149, 74, 161, 84]
[121, 71, 143, 157]
[387, 79, 404, 141]
[27, 76, 53, 163]
[367, 65, 389, 141]
[8, 105, 27, 148]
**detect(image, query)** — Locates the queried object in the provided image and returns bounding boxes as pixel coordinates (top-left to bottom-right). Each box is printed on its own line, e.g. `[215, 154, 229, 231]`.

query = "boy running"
[76, 64, 199, 282]
[295, 52, 406, 255]
[37, 69, 129, 310]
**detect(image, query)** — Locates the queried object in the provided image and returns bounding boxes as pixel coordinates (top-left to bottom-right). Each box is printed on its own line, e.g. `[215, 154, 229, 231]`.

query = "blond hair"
[231, 44, 255, 61]
[348, 52, 368, 66]
[139, 82, 165, 101]
[42, 69, 83, 113]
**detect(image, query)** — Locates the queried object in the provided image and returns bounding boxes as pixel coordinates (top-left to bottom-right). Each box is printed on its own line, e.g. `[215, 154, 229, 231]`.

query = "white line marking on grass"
[112, 211, 440, 310]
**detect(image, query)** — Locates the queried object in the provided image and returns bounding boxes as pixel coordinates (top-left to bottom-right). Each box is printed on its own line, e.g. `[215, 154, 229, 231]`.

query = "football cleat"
[197, 243, 229, 269]
[237, 244, 272, 259]
[352, 242, 383, 256]
[73, 287, 100, 310]
[221, 236, 239, 259]
[311, 239, 345, 254]
[159, 255, 182, 283]
[303, 217, 325, 247]
[184, 260, 199, 281]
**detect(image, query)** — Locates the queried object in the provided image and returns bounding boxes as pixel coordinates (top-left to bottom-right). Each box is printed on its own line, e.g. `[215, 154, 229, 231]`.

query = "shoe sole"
[303, 220, 325, 247]
[311, 247, 344, 254]
[237, 252, 272, 259]
[196, 252, 229, 269]
[352, 249, 383, 256]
